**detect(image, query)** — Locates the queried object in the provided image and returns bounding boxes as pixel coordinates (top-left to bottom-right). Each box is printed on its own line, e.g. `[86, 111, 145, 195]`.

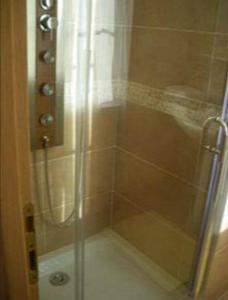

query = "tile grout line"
[116, 146, 205, 192]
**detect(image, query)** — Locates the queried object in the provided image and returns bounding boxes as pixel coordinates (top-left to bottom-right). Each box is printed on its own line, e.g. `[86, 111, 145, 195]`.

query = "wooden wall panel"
[0, 229, 7, 299]
[0, 0, 39, 299]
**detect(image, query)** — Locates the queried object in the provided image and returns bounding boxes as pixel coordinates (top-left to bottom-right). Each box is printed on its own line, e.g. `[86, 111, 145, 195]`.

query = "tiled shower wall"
[32, 1, 119, 255]
[204, 228, 228, 299]
[112, 0, 228, 282]
[34, 103, 118, 254]
[34, 0, 228, 284]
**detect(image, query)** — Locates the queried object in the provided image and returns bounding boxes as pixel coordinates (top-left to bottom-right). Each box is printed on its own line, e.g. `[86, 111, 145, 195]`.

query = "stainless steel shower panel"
[33, 0, 63, 149]
[39, 14, 58, 32]
[40, 0, 55, 11]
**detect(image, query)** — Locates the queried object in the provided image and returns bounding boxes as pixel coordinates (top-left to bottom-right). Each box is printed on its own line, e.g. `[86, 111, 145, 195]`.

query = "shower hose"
[40, 136, 75, 228]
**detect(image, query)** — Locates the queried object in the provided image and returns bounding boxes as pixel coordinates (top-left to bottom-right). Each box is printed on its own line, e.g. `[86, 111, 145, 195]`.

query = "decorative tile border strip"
[86, 79, 221, 127]
[114, 80, 221, 127]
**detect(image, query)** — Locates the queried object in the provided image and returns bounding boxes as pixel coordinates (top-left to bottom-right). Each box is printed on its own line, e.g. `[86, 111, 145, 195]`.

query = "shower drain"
[49, 271, 70, 286]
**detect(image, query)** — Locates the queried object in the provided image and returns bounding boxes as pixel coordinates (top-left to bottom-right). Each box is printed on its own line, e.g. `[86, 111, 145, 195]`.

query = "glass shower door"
[27, 1, 228, 300]
[78, 1, 228, 300]
[28, 1, 80, 300]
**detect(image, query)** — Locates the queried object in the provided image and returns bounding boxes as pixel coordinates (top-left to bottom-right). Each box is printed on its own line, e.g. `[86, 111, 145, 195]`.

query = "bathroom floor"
[39, 229, 192, 300]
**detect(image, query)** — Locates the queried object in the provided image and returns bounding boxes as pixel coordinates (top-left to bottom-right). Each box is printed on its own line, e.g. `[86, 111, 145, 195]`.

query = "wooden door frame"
[0, 0, 38, 299]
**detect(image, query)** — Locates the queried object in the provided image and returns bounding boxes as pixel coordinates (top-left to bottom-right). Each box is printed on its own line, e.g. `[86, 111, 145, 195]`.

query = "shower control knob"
[42, 50, 55, 64]
[40, 113, 54, 126]
[39, 14, 58, 32]
[41, 83, 54, 96]
[40, 0, 55, 10]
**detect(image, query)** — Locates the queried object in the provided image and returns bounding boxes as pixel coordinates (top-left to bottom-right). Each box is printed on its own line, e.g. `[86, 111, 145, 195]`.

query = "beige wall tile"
[129, 28, 217, 103]
[34, 146, 115, 211]
[204, 228, 228, 299]
[84, 212, 110, 238]
[207, 59, 228, 105]
[35, 202, 76, 254]
[117, 102, 201, 184]
[204, 246, 228, 300]
[177, 236, 196, 282]
[216, 0, 228, 34]
[213, 35, 228, 61]
[43, 224, 75, 254]
[86, 107, 118, 151]
[133, 0, 220, 32]
[85, 148, 115, 197]
[217, 229, 228, 251]
[35, 193, 112, 255]
[33, 155, 75, 212]
[84, 192, 111, 237]
[115, 148, 202, 238]
[112, 193, 196, 281]
[129, 28, 190, 90]
[84, 192, 111, 217]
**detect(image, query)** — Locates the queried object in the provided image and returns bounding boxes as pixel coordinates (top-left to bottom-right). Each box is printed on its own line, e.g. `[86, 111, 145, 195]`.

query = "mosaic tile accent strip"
[87, 80, 221, 127]
[115, 81, 221, 127]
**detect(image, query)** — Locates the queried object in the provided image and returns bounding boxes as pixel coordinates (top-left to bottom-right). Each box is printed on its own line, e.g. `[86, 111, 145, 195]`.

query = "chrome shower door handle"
[202, 116, 228, 160]
[190, 116, 228, 296]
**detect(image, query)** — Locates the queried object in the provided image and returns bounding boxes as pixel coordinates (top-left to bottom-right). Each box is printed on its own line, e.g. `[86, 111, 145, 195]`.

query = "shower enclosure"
[27, 0, 228, 299]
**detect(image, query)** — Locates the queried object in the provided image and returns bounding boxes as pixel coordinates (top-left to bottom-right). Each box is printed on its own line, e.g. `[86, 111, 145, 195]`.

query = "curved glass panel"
[27, 1, 228, 299]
